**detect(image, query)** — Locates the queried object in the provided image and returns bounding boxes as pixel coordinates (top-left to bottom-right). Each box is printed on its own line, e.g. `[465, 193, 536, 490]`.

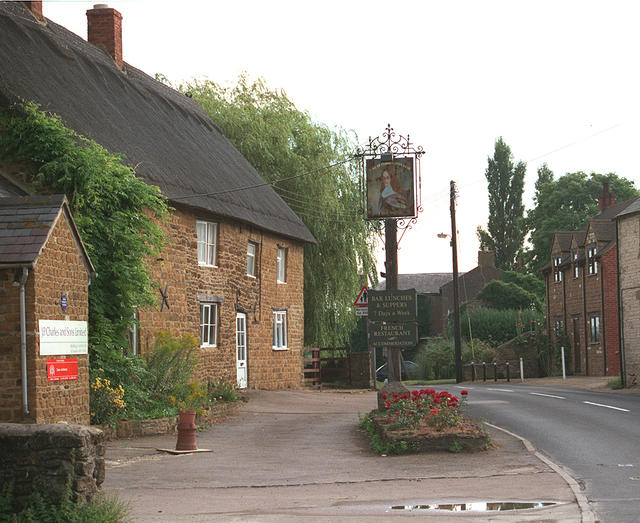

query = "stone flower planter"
[371, 412, 489, 452]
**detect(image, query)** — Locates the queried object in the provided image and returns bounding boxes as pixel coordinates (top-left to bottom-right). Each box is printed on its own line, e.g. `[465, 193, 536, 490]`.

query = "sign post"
[355, 124, 424, 406]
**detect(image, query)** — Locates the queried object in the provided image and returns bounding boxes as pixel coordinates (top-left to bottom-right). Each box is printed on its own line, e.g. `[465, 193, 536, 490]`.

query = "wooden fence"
[303, 346, 351, 386]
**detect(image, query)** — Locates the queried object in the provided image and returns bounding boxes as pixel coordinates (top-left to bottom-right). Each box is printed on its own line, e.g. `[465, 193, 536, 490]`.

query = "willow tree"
[179, 76, 377, 346]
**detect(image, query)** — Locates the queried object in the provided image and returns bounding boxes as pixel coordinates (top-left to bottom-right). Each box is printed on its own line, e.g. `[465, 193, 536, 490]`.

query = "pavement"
[102, 377, 618, 522]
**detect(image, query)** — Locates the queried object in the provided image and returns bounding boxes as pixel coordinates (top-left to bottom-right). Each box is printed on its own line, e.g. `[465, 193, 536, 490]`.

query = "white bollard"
[520, 357, 524, 382]
[561, 346, 566, 380]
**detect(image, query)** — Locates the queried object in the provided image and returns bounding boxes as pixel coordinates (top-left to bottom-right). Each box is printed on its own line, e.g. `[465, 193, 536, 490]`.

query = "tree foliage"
[524, 169, 638, 274]
[179, 76, 378, 345]
[477, 280, 541, 311]
[477, 137, 526, 270]
[0, 102, 168, 346]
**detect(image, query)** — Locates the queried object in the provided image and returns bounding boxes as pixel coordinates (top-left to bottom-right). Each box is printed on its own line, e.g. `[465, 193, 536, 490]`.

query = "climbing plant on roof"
[0, 101, 168, 348]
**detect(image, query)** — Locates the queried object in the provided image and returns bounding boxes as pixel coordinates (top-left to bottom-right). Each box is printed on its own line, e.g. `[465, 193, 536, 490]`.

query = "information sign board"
[370, 322, 418, 348]
[368, 289, 417, 322]
[39, 320, 88, 355]
[47, 359, 78, 381]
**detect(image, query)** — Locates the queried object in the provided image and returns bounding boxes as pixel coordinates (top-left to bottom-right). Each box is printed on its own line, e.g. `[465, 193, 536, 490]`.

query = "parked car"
[376, 360, 420, 381]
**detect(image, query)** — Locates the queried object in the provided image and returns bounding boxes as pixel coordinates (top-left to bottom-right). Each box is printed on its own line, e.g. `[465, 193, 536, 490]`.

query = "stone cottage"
[0, 195, 94, 424]
[0, 1, 315, 394]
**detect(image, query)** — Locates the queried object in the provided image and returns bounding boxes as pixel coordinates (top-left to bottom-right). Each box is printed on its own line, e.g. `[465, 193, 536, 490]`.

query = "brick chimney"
[86, 4, 123, 69]
[598, 181, 615, 211]
[478, 249, 496, 268]
[22, 1, 43, 21]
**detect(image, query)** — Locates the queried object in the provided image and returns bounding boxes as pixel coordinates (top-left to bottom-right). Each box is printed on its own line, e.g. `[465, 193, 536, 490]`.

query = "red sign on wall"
[47, 358, 78, 381]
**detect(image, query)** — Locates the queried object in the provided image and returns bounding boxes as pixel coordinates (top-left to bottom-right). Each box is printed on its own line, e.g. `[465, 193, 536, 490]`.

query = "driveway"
[104, 389, 583, 521]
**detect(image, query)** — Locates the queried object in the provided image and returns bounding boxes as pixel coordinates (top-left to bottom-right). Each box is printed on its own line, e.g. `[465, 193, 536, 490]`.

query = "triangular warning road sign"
[354, 286, 368, 306]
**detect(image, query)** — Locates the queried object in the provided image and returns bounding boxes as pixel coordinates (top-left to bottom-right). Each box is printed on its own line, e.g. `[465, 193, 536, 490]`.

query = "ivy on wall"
[0, 102, 168, 348]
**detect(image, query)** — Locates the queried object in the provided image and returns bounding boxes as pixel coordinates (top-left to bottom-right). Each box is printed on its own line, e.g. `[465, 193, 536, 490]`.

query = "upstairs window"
[247, 241, 258, 277]
[573, 250, 579, 279]
[273, 310, 287, 350]
[553, 256, 563, 282]
[197, 220, 217, 266]
[587, 245, 598, 275]
[590, 315, 600, 343]
[200, 303, 218, 347]
[277, 246, 287, 283]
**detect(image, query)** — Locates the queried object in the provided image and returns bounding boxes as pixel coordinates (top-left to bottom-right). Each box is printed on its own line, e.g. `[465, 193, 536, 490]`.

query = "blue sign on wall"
[61, 294, 68, 311]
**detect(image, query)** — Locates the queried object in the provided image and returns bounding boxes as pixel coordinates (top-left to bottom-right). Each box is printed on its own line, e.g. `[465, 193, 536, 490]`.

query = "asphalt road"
[442, 382, 640, 522]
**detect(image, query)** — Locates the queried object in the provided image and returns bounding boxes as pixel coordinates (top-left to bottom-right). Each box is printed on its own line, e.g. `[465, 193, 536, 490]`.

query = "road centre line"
[529, 392, 566, 399]
[487, 388, 513, 392]
[583, 401, 629, 412]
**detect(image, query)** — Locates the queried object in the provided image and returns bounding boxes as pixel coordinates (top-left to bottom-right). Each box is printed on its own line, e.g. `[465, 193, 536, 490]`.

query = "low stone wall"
[0, 423, 104, 509]
[97, 416, 177, 440]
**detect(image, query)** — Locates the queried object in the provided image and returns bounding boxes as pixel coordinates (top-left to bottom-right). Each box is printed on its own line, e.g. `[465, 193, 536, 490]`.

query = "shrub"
[478, 280, 541, 311]
[455, 307, 544, 346]
[90, 375, 126, 425]
[145, 332, 200, 399]
[208, 380, 240, 402]
[379, 389, 468, 431]
[0, 482, 130, 523]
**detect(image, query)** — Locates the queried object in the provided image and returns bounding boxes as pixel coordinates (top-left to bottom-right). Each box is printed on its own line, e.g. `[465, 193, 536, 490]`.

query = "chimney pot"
[22, 1, 43, 21]
[87, 4, 123, 69]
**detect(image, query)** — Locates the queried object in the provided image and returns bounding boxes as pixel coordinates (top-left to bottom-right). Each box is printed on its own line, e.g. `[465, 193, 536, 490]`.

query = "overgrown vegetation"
[0, 483, 130, 523]
[90, 332, 240, 425]
[0, 102, 168, 348]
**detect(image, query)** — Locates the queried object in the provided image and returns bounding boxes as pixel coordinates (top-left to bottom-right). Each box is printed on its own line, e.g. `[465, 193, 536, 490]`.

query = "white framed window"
[200, 303, 218, 347]
[553, 256, 563, 282]
[197, 220, 218, 266]
[247, 241, 257, 277]
[277, 246, 287, 283]
[573, 250, 579, 279]
[590, 315, 600, 344]
[272, 310, 287, 350]
[587, 245, 597, 275]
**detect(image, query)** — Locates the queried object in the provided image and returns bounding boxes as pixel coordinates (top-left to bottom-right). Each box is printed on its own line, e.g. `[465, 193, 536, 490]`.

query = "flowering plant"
[380, 388, 468, 431]
[90, 375, 126, 425]
[168, 381, 210, 417]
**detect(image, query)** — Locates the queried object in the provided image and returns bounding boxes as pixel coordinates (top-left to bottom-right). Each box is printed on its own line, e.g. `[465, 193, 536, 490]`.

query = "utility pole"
[450, 181, 463, 383]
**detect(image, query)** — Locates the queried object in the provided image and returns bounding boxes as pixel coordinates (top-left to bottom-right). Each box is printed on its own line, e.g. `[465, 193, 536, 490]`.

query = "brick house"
[543, 183, 638, 376]
[0, 2, 314, 392]
[0, 195, 94, 424]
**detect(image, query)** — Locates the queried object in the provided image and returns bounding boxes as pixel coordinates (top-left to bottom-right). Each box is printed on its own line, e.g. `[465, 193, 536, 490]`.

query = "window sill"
[272, 346, 289, 351]
[277, 280, 287, 285]
[247, 274, 257, 279]
[200, 344, 217, 349]
[198, 263, 218, 269]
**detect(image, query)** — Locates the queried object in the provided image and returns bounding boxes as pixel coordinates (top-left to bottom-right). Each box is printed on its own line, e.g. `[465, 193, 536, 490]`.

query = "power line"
[170, 158, 354, 201]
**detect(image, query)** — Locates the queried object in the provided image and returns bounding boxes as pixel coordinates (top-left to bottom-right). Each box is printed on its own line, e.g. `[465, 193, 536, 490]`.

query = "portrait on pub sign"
[366, 158, 415, 219]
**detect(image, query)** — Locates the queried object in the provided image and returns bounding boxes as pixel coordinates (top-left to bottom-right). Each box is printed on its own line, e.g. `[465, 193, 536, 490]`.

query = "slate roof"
[377, 273, 455, 294]
[0, 2, 314, 244]
[0, 194, 93, 272]
[554, 231, 573, 252]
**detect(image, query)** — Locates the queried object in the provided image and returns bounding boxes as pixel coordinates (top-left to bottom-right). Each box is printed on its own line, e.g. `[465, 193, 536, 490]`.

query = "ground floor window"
[200, 303, 218, 347]
[273, 310, 287, 350]
[589, 315, 600, 344]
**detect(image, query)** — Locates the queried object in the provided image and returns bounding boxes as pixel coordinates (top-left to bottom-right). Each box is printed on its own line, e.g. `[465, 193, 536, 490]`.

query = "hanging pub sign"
[366, 157, 415, 219]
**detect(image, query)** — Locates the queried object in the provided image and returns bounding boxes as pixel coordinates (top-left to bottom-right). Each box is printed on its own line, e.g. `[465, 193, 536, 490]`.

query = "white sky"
[41, 0, 640, 275]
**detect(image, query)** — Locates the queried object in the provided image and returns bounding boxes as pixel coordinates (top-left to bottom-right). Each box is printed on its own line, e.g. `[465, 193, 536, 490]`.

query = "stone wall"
[0, 423, 104, 509]
[138, 206, 305, 390]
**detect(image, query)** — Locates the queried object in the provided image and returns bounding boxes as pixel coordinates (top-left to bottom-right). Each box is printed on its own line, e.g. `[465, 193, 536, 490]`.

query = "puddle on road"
[391, 501, 560, 512]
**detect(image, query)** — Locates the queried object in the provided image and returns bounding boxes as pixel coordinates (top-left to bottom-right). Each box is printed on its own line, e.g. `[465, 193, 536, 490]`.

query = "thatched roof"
[0, 2, 314, 244]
